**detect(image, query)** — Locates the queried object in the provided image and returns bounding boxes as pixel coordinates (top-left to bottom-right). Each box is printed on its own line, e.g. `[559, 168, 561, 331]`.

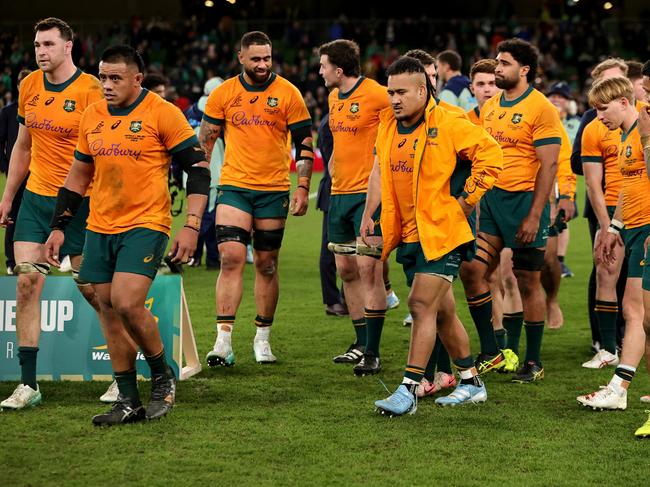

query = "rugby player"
[460, 39, 563, 383]
[363, 56, 502, 416]
[44, 45, 209, 425]
[199, 31, 313, 367]
[0, 18, 105, 410]
[318, 39, 390, 375]
[577, 77, 650, 424]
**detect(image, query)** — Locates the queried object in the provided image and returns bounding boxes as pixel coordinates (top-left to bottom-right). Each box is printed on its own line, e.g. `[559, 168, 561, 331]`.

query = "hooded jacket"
[375, 97, 503, 261]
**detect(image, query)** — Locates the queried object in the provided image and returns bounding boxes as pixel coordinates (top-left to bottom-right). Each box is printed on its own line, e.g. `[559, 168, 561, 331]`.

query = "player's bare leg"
[353, 235, 387, 376]
[581, 228, 624, 368]
[1, 242, 47, 409]
[208, 204, 252, 367]
[331, 252, 368, 364]
[250, 216, 286, 363]
[459, 232, 506, 374]
[578, 279, 644, 410]
[542, 235, 563, 329]
[511, 252, 547, 383]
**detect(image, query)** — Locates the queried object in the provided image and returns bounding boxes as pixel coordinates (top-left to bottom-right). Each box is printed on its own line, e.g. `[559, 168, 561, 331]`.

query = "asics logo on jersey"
[45, 97, 55, 106]
[498, 111, 507, 119]
[337, 103, 344, 111]
[250, 96, 259, 103]
[398, 138, 407, 148]
[111, 120, 122, 130]
[143, 254, 154, 263]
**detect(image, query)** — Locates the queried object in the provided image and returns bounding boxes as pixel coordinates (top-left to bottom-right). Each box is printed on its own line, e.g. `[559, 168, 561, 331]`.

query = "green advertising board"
[0, 275, 200, 381]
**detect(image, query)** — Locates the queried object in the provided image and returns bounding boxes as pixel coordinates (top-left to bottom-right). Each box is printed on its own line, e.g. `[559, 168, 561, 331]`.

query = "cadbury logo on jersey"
[45, 97, 55, 106]
[63, 99, 76, 112]
[232, 111, 278, 128]
[90, 139, 142, 160]
[25, 113, 73, 136]
[129, 121, 142, 133]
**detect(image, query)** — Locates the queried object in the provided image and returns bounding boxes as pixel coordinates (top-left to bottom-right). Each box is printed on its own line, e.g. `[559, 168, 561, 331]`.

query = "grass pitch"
[0, 176, 648, 486]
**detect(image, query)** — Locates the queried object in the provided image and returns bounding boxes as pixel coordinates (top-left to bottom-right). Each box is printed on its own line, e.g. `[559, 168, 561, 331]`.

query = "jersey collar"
[499, 84, 534, 108]
[338, 76, 365, 100]
[238, 72, 277, 92]
[621, 119, 638, 142]
[43, 67, 82, 93]
[397, 114, 425, 134]
[107, 88, 148, 116]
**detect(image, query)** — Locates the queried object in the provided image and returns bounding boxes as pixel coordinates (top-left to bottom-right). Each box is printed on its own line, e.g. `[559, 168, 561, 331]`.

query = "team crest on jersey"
[129, 121, 143, 133]
[267, 97, 279, 108]
[413, 139, 418, 150]
[511, 113, 523, 124]
[350, 102, 360, 113]
[63, 99, 76, 112]
[427, 128, 438, 138]
[625, 145, 632, 158]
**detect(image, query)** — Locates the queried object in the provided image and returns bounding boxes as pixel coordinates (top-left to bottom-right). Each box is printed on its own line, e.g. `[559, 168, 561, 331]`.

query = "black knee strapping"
[512, 248, 545, 271]
[216, 225, 251, 246]
[253, 228, 285, 251]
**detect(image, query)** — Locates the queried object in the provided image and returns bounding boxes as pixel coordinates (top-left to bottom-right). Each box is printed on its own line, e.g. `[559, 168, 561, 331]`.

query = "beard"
[495, 75, 518, 90]
[244, 66, 271, 85]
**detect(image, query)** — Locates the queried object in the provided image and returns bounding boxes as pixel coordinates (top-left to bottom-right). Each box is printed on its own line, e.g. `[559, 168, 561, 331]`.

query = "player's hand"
[557, 198, 575, 221]
[638, 104, 650, 139]
[457, 196, 474, 218]
[44, 230, 65, 267]
[0, 198, 13, 227]
[597, 231, 622, 265]
[359, 212, 376, 246]
[168, 226, 199, 264]
[515, 213, 540, 245]
[289, 187, 309, 216]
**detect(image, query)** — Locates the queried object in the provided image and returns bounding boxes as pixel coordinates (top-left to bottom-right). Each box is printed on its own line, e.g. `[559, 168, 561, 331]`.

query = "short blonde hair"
[588, 76, 634, 108]
[591, 58, 628, 80]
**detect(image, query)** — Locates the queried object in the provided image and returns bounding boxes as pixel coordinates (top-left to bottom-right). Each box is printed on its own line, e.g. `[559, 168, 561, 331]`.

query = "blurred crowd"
[0, 14, 649, 128]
